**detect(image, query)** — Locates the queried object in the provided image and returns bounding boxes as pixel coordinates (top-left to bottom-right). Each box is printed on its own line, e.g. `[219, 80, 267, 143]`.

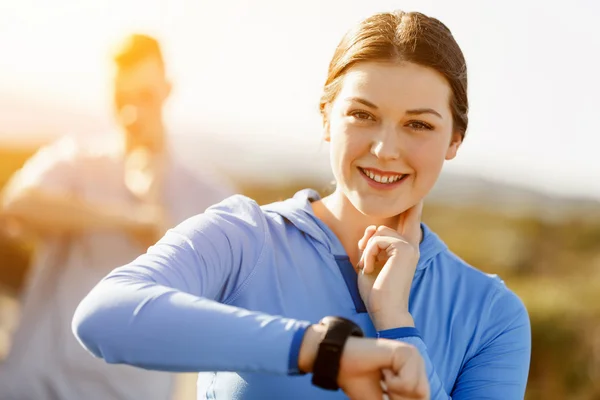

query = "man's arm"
[2, 187, 159, 235]
[1, 137, 159, 236]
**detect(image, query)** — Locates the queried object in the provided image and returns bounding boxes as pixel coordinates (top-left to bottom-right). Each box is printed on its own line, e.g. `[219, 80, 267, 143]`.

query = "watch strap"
[311, 316, 364, 390]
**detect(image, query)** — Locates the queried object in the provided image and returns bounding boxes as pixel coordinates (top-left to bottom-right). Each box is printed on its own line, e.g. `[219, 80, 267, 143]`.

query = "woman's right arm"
[72, 195, 311, 375]
[72, 196, 430, 399]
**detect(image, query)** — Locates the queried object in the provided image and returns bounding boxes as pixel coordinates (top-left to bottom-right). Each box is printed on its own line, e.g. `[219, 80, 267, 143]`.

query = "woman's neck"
[312, 189, 399, 266]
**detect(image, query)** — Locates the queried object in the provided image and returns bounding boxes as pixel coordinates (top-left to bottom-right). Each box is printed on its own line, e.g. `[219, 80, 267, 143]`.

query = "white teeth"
[362, 169, 403, 184]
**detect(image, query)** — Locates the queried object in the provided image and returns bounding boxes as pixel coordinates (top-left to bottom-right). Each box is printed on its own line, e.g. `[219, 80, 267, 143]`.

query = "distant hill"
[427, 173, 600, 223]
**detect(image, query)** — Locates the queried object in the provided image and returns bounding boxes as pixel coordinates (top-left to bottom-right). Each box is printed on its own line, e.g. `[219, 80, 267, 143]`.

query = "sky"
[0, 0, 599, 198]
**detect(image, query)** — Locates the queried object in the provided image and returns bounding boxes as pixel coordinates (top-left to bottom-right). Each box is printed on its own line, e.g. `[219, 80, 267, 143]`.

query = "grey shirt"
[0, 136, 235, 400]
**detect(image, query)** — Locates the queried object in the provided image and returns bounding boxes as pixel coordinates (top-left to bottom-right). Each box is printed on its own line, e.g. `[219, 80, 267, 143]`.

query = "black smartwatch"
[311, 316, 364, 391]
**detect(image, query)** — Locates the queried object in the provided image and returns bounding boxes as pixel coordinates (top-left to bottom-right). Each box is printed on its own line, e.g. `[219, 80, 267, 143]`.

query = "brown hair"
[113, 34, 165, 71]
[320, 11, 469, 138]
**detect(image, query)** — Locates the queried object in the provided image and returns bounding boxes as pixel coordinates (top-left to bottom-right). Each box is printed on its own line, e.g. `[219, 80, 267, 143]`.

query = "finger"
[380, 376, 391, 400]
[358, 225, 377, 251]
[359, 228, 412, 271]
[356, 226, 377, 272]
[387, 348, 428, 399]
[388, 365, 420, 397]
[361, 236, 397, 274]
[397, 201, 424, 245]
[376, 225, 402, 237]
[376, 250, 389, 265]
[383, 370, 420, 400]
[385, 375, 422, 399]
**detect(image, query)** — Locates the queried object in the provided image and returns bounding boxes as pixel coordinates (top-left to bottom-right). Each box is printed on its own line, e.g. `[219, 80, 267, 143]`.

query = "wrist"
[371, 311, 415, 331]
[298, 324, 326, 373]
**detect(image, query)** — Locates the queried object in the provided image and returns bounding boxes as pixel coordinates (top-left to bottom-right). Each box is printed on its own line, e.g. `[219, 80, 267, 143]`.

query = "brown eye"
[349, 110, 375, 121]
[407, 120, 434, 130]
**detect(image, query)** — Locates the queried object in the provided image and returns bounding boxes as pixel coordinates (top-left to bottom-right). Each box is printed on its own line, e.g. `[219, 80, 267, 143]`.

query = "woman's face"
[325, 61, 462, 219]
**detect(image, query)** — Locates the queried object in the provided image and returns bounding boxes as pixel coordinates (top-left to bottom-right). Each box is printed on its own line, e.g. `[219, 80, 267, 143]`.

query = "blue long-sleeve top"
[72, 189, 531, 399]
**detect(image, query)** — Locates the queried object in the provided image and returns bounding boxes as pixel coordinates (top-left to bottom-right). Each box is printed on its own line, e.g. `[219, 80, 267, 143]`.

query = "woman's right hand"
[340, 337, 429, 400]
[299, 325, 429, 400]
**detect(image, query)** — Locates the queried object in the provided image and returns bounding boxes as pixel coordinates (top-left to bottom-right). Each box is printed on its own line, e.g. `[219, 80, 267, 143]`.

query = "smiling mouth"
[358, 167, 407, 184]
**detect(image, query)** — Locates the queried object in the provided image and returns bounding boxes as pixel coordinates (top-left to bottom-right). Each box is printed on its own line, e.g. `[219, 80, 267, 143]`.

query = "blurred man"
[0, 34, 235, 400]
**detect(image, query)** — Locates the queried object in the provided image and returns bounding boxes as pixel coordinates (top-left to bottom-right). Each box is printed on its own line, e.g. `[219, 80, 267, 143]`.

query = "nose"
[370, 125, 401, 161]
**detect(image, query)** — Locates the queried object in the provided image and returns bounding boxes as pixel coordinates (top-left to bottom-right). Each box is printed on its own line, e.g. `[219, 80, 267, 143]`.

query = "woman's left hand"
[356, 201, 423, 330]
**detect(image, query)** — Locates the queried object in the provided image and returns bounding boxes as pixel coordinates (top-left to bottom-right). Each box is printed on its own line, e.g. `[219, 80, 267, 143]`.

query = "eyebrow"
[345, 97, 378, 109]
[406, 108, 443, 119]
[344, 97, 443, 119]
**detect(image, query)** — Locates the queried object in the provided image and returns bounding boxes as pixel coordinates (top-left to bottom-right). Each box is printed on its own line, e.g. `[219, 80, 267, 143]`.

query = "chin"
[349, 196, 412, 221]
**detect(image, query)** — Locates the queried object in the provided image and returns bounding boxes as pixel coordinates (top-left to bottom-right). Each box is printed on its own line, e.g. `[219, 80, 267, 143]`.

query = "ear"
[445, 131, 463, 161]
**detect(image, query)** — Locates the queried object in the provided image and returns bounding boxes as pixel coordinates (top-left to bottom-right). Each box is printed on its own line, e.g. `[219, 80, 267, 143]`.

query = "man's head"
[112, 34, 171, 151]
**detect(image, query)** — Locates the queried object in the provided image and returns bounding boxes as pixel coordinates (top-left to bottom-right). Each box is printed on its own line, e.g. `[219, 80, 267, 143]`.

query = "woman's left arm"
[358, 201, 531, 399]
[379, 288, 531, 399]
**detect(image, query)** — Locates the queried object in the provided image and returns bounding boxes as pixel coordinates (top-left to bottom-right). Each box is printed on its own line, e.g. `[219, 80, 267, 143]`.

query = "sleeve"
[450, 288, 531, 399]
[71, 195, 311, 374]
[2, 136, 80, 202]
[378, 287, 531, 400]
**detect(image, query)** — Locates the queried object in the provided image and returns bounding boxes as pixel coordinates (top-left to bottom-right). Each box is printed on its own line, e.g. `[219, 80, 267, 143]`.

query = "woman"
[73, 10, 531, 400]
